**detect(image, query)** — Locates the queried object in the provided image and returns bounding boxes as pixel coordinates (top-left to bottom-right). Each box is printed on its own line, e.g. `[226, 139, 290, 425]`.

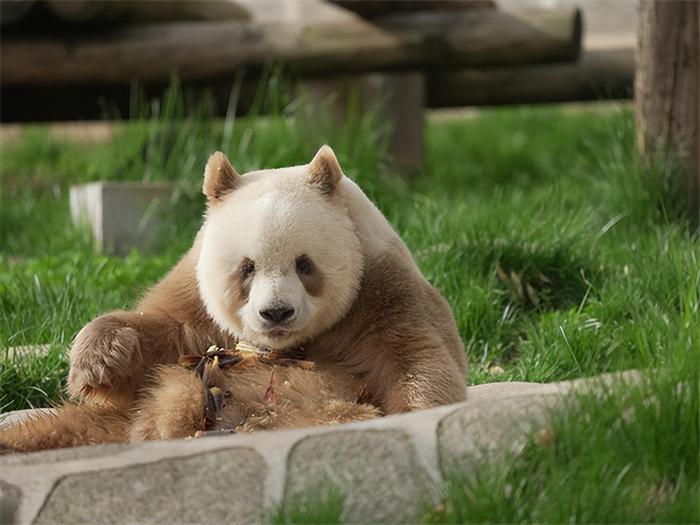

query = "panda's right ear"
[203, 151, 240, 204]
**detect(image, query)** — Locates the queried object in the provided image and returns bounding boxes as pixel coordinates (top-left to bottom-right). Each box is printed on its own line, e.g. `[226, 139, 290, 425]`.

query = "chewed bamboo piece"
[178, 342, 315, 435]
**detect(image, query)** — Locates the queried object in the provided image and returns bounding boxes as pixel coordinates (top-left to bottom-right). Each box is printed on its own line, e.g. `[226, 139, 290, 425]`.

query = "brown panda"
[0, 146, 467, 452]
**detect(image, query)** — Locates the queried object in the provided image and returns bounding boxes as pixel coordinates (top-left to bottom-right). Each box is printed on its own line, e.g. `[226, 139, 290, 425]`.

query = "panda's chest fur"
[211, 361, 375, 432]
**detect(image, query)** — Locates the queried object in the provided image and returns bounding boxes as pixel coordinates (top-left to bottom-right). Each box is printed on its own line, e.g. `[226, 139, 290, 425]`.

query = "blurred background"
[1, 0, 636, 145]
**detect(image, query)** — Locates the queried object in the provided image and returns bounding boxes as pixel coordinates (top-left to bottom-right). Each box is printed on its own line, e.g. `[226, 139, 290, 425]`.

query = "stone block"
[298, 72, 425, 175]
[437, 389, 559, 473]
[34, 448, 266, 525]
[0, 441, 130, 467]
[284, 429, 429, 523]
[69, 181, 174, 255]
[0, 481, 21, 525]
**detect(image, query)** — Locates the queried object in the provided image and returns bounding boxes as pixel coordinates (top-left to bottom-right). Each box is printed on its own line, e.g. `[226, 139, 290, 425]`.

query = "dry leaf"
[535, 426, 554, 446]
[525, 282, 540, 306]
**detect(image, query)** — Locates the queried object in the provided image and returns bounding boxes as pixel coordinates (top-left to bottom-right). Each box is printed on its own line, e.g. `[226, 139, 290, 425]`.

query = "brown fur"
[203, 151, 240, 202]
[2, 244, 461, 452]
[307, 145, 343, 195]
[0, 404, 130, 453]
[4, 151, 466, 453]
[67, 240, 235, 407]
[0, 364, 380, 452]
[308, 246, 467, 412]
[128, 366, 207, 441]
[128, 363, 380, 441]
[67, 239, 465, 413]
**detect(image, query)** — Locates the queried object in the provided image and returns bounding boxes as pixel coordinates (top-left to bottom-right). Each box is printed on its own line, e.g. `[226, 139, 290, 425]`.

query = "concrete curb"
[0, 372, 641, 524]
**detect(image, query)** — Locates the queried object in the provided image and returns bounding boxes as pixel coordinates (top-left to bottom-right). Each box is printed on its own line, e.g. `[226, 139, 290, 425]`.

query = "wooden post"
[635, 0, 699, 219]
[298, 72, 425, 176]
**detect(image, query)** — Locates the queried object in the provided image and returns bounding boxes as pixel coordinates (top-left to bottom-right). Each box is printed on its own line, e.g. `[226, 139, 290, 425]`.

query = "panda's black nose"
[260, 306, 295, 324]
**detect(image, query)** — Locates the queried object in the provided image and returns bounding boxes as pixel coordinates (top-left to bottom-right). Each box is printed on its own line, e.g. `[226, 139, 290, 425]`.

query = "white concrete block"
[69, 181, 174, 255]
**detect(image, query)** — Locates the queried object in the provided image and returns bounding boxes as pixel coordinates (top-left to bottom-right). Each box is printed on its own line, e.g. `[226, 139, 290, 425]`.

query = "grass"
[270, 485, 345, 525]
[1, 88, 698, 522]
[425, 284, 699, 524]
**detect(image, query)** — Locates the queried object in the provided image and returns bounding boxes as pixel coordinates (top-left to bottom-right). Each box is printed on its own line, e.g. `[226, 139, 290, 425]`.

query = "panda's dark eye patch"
[240, 258, 255, 277]
[295, 255, 314, 275]
[296, 255, 324, 296]
[227, 257, 255, 312]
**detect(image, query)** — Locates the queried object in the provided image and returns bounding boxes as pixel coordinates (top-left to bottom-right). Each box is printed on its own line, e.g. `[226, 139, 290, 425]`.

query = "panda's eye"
[240, 258, 255, 278]
[295, 255, 313, 275]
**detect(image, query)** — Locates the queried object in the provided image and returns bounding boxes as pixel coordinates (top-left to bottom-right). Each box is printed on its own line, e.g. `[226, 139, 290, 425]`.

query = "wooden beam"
[331, 0, 494, 18]
[427, 48, 634, 107]
[1, 7, 582, 86]
[43, 0, 250, 24]
[0, 0, 35, 26]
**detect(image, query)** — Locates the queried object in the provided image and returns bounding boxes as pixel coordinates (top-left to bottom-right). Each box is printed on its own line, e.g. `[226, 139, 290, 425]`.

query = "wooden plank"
[427, 47, 634, 107]
[44, 0, 250, 24]
[1, 7, 582, 86]
[0, 0, 35, 26]
[331, 0, 494, 18]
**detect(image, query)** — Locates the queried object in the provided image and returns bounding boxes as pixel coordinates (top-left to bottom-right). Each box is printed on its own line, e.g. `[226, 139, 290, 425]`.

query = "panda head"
[196, 145, 364, 350]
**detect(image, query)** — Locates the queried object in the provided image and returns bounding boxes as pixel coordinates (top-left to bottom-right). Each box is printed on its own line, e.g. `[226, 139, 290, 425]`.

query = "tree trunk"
[635, 0, 699, 219]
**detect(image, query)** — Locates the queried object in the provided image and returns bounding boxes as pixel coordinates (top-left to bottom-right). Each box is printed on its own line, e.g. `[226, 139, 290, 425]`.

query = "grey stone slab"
[34, 448, 266, 525]
[69, 181, 174, 255]
[0, 480, 21, 525]
[0, 443, 131, 467]
[437, 390, 559, 473]
[466, 381, 551, 403]
[284, 429, 429, 524]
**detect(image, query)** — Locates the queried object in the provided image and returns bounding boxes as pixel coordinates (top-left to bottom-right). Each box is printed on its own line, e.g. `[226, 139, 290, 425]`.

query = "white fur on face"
[196, 167, 364, 350]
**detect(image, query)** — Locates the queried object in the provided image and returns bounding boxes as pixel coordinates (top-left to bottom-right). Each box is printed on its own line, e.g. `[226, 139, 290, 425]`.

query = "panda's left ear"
[307, 145, 343, 196]
[203, 151, 240, 204]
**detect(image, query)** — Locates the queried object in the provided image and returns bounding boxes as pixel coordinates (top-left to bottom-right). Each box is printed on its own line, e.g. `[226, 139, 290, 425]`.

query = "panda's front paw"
[68, 313, 144, 402]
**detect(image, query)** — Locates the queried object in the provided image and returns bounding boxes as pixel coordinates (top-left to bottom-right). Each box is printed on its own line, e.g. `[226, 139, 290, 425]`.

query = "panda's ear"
[203, 151, 240, 204]
[307, 145, 343, 195]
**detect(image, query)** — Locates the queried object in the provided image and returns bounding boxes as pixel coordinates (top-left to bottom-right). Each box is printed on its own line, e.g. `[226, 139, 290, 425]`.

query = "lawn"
[1, 93, 697, 522]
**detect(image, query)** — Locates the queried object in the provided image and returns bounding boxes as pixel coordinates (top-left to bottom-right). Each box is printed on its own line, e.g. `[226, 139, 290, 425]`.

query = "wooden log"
[331, 0, 494, 18]
[1, 6, 582, 86]
[636, 0, 699, 218]
[427, 47, 635, 107]
[44, 0, 250, 24]
[0, 0, 35, 26]
[0, 46, 634, 123]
